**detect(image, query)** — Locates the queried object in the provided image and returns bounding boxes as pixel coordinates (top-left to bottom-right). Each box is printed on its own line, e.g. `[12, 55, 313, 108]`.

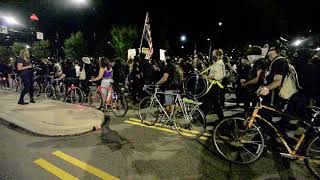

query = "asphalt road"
[0, 94, 316, 179]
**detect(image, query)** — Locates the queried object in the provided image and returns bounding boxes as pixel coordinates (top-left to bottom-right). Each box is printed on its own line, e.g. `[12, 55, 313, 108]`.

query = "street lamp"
[180, 35, 187, 43]
[218, 22, 223, 26]
[181, 46, 184, 49]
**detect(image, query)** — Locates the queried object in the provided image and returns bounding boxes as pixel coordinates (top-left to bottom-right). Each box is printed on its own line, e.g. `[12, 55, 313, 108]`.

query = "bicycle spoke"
[241, 146, 257, 159]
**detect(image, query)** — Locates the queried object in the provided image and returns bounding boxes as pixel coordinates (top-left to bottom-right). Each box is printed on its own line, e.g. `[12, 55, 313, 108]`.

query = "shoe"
[30, 99, 36, 103]
[18, 101, 28, 105]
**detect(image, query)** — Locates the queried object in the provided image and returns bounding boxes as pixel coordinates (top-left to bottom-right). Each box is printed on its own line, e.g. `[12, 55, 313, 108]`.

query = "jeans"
[19, 72, 34, 102]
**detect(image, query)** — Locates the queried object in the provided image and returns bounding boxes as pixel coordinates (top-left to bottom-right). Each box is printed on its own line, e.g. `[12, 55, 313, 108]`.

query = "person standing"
[201, 49, 226, 121]
[17, 48, 35, 105]
[79, 57, 92, 99]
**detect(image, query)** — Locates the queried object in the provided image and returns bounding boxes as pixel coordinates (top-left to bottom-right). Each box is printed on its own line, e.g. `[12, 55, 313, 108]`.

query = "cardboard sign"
[36, 32, 43, 40]
[0, 25, 8, 34]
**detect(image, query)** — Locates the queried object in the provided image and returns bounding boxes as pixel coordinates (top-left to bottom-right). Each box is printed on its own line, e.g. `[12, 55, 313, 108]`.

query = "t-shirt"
[246, 58, 269, 90]
[161, 62, 175, 89]
[17, 58, 33, 76]
[208, 59, 226, 81]
[63, 65, 76, 78]
[265, 57, 289, 107]
[266, 57, 289, 85]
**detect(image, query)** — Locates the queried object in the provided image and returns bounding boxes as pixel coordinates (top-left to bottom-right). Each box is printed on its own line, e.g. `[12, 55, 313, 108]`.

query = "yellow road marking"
[52, 151, 119, 180]
[124, 120, 209, 141]
[129, 118, 212, 137]
[34, 158, 79, 180]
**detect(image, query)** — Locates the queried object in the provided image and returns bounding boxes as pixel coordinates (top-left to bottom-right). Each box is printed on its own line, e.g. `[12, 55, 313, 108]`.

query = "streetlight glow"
[72, 0, 87, 4]
[218, 22, 223, 26]
[180, 35, 187, 42]
[207, 38, 211, 41]
[3, 16, 19, 25]
[181, 46, 184, 49]
[293, 39, 303, 46]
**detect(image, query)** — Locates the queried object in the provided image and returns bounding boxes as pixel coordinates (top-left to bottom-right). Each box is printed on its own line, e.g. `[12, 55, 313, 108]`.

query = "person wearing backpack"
[259, 40, 299, 143]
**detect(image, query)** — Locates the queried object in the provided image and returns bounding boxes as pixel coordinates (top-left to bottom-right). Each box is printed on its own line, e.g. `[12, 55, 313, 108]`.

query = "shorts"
[164, 90, 177, 105]
[101, 79, 114, 97]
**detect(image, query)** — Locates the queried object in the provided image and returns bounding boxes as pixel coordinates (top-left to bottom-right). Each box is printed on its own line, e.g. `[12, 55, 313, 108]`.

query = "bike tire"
[33, 83, 41, 97]
[111, 91, 128, 117]
[44, 85, 56, 99]
[213, 117, 265, 164]
[304, 136, 320, 179]
[88, 91, 103, 109]
[70, 87, 84, 104]
[174, 107, 207, 140]
[138, 96, 161, 126]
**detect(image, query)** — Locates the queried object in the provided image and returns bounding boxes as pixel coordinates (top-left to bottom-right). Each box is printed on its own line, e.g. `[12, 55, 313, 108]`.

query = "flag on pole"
[140, 12, 153, 58]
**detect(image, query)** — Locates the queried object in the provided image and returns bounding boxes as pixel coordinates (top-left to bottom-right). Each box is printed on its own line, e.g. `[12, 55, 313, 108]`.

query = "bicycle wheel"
[33, 83, 41, 97]
[138, 96, 162, 126]
[45, 85, 56, 99]
[174, 107, 206, 140]
[88, 91, 103, 109]
[305, 136, 320, 178]
[70, 87, 84, 104]
[213, 117, 265, 164]
[56, 84, 66, 101]
[111, 91, 128, 117]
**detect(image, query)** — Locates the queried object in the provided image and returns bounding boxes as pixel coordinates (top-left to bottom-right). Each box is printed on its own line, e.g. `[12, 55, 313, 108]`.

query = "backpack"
[170, 65, 184, 89]
[270, 57, 301, 100]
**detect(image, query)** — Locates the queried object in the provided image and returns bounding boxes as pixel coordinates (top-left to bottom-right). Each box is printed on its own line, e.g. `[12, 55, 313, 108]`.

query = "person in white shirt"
[201, 49, 226, 121]
[75, 61, 81, 78]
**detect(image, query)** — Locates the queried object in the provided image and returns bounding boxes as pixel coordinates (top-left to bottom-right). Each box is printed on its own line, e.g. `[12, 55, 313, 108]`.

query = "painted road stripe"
[129, 118, 212, 137]
[52, 151, 119, 180]
[34, 158, 79, 180]
[124, 120, 209, 141]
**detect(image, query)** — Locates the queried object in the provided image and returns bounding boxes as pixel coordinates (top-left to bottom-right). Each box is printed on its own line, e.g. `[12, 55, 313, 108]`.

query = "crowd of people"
[1, 41, 320, 124]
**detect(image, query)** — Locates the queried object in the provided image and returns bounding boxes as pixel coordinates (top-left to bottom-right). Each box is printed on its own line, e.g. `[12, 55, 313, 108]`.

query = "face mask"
[247, 55, 261, 63]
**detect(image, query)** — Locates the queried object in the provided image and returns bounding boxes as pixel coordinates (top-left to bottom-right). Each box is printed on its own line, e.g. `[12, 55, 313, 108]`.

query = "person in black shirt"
[17, 48, 35, 105]
[156, 51, 176, 117]
[259, 42, 289, 109]
[241, 46, 268, 113]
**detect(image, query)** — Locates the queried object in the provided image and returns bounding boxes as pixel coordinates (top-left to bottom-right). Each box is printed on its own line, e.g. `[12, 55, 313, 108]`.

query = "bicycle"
[213, 93, 320, 178]
[88, 82, 128, 117]
[44, 79, 66, 101]
[138, 85, 206, 140]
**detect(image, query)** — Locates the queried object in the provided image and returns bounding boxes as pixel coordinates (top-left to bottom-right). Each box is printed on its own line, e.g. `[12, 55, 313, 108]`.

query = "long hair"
[99, 57, 111, 70]
[19, 48, 29, 61]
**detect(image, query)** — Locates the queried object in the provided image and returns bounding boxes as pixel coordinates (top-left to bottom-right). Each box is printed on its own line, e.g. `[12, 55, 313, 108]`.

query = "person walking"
[17, 48, 35, 105]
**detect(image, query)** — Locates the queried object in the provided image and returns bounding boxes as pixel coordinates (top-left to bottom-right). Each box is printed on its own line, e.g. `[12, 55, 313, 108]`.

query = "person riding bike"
[89, 58, 113, 104]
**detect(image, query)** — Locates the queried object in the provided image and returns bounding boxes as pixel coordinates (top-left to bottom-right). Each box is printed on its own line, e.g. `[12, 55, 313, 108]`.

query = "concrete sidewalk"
[0, 90, 105, 136]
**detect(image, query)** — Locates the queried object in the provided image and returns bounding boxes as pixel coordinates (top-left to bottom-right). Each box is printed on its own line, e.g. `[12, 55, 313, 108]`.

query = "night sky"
[1, 0, 319, 56]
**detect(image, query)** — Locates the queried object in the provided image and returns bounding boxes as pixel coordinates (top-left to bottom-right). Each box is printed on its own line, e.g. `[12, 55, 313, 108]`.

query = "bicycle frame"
[148, 87, 193, 124]
[247, 102, 320, 159]
[94, 85, 113, 104]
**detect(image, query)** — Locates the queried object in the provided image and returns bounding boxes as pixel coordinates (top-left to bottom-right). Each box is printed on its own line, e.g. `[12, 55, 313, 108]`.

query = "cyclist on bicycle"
[156, 51, 176, 116]
[89, 57, 113, 104]
[55, 59, 78, 91]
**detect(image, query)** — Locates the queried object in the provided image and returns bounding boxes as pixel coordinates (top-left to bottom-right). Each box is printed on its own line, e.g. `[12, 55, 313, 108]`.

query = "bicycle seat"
[306, 106, 320, 113]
